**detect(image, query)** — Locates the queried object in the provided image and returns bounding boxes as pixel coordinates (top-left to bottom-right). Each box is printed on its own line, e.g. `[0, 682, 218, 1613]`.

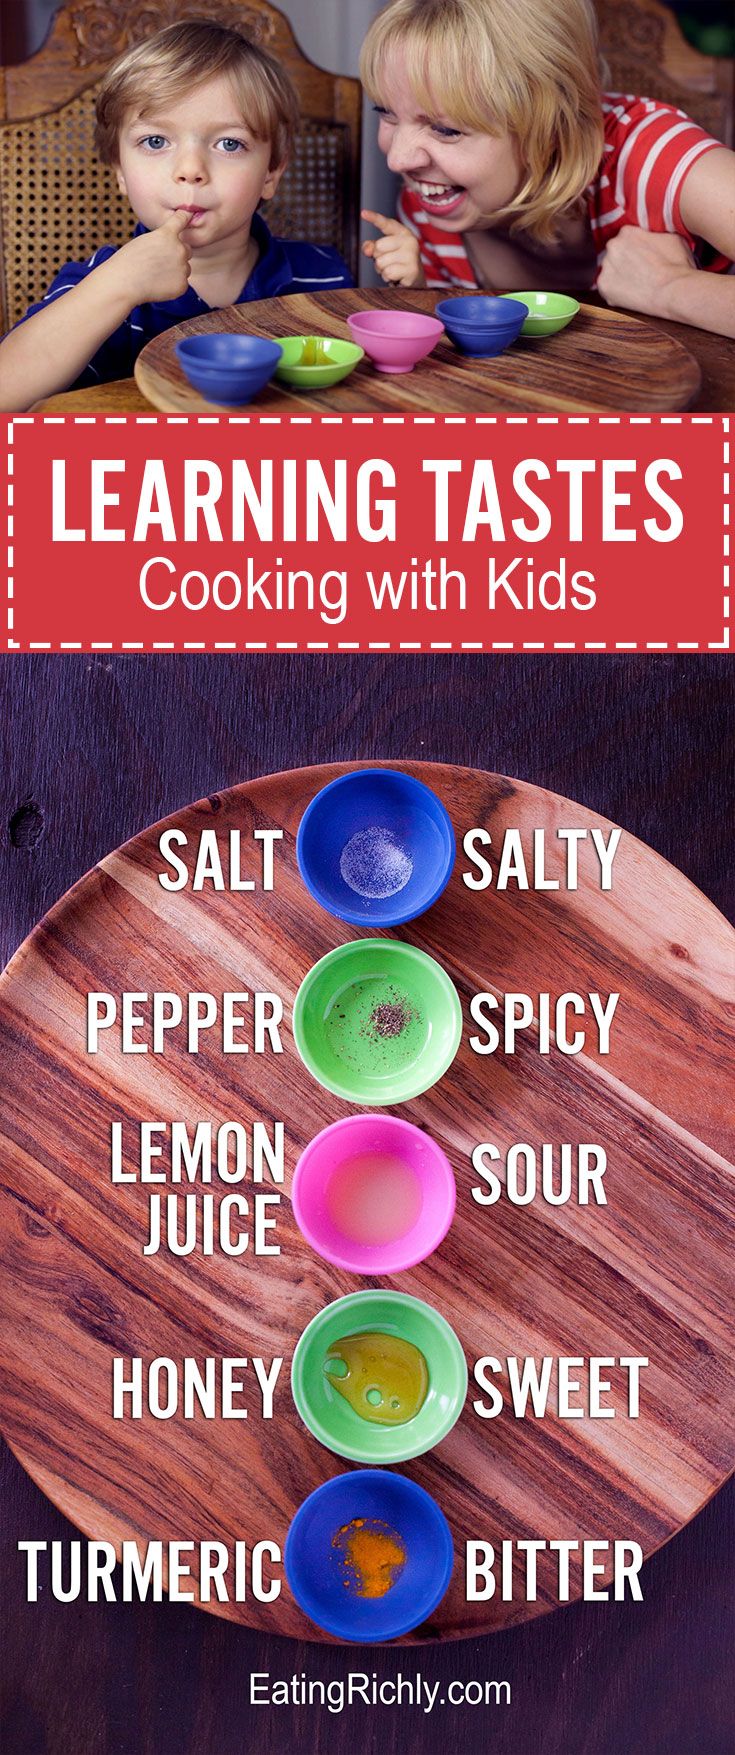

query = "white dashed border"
[6, 414, 731, 652]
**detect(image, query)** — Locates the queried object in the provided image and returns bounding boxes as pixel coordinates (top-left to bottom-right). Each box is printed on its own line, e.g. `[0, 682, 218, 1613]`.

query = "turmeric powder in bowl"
[284, 1468, 453, 1640]
[332, 1516, 407, 1598]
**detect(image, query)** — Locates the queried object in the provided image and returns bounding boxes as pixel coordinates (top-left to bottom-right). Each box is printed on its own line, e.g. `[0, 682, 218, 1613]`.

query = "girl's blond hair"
[360, 0, 605, 243]
[95, 20, 299, 169]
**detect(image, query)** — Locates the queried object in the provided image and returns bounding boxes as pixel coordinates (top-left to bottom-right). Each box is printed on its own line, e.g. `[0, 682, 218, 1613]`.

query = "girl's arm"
[598, 148, 735, 339]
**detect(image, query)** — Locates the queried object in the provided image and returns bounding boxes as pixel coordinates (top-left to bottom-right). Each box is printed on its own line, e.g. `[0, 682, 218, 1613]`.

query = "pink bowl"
[347, 310, 444, 374]
[292, 1113, 456, 1273]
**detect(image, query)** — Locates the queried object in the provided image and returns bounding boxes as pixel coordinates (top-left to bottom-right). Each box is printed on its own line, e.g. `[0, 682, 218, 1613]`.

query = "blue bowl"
[436, 295, 528, 357]
[436, 295, 527, 327]
[285, 1469, 454, 1641]
[296, 768, 455, 926]
[175, 333, 282, 404]
[443, 324, 523, 357]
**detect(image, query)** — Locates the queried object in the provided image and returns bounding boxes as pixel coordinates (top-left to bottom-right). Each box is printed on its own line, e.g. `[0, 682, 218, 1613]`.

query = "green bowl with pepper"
[499, 291, 580, 336]
[292, 938, 462, 1104]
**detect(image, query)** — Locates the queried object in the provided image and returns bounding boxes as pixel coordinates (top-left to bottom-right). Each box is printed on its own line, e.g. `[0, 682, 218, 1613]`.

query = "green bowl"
[292, 1289, 468, 1463]
[292, 938, 462, 1104]
[274, 335, 364, 388]
[500, 292, 580, 336]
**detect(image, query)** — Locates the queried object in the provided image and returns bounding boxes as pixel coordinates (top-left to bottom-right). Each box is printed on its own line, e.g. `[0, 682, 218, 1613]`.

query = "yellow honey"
[300, 336, 329, 366]
[324, 1331, 429, 1425]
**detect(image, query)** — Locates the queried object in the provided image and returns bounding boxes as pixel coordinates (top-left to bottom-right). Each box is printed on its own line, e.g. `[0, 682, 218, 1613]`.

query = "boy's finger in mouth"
[174, 205, 208, 226]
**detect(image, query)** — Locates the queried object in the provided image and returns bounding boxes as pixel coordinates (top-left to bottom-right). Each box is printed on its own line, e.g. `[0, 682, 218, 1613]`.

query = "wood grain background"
[0, 760, 732, 1643]
[0, 655, 733, 1752]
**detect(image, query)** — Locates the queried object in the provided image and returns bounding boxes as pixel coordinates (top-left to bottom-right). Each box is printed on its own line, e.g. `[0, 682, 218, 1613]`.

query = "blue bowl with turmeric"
[175, 332, 282, 404]
[285, 1468, 454, 1641]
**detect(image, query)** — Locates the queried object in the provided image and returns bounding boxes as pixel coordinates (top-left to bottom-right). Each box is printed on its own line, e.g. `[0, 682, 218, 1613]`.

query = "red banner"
[5, 413, 730, 652]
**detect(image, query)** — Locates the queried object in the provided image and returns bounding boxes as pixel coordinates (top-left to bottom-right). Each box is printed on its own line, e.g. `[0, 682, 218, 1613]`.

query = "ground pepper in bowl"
[369, 998, 412, 1038]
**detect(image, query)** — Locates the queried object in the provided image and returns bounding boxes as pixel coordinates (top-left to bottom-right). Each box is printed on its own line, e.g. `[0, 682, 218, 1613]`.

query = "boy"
[0, 21, 353, 410]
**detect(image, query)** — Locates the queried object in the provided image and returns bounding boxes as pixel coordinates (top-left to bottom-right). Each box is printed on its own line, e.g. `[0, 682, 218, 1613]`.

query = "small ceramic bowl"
[292, 937, 463, 1105]
[347, 310, 444, 374]
[435, 294, 528, 356]
[297, 767, 455, 927]
[291, 1289, 468, 1464]
[285, 1468, 454, 1641]
[274, 335, 364, 388]
[293, 1113, 456, 1274]
[500, 292, 580, 336]
[175, 333, 282, 404]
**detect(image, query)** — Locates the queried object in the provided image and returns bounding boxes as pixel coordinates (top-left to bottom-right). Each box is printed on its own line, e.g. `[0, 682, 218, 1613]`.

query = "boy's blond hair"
[360, 0, 605, 243]
[95, 19, 299, 170]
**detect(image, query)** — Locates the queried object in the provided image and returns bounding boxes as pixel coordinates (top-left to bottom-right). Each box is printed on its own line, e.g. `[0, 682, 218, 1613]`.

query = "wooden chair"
[594, 0, 733, 146]
[0, 0, 362, 335]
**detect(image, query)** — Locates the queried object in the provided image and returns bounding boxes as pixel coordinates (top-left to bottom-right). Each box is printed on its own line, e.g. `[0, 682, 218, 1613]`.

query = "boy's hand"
[361, 210, 426, 289]
[113, 211, 194, 308]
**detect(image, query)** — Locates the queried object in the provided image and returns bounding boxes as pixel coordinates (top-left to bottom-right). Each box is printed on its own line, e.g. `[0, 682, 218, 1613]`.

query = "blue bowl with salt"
[296, 767, 455, 927]
[435, 295, 528, 357]
[285, 1468, 454, 1641]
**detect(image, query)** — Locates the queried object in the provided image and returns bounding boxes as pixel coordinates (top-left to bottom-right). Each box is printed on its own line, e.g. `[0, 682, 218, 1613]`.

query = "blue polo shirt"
[11, 211, 353, 387]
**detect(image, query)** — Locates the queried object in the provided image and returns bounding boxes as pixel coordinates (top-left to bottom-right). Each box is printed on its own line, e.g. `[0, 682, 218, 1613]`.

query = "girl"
[359, 0, 735, 337]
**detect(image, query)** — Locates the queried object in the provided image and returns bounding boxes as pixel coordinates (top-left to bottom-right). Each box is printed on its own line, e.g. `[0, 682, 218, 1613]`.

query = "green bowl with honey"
[291, 1289, 468, 1464]
[274, 335, 364, 388]
[292, 938, 463, 1105]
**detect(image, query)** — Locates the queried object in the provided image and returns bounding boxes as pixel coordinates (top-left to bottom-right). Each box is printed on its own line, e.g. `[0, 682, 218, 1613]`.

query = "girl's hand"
[597, 226, 695, 320]
[114, 211, 194, 308]
[361, 210, 426, 288]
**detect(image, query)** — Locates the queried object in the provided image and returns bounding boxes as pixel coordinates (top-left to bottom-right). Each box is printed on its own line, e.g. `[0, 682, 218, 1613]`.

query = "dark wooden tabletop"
[0, 654, 733, 1755]
[33, 290, 735, 415]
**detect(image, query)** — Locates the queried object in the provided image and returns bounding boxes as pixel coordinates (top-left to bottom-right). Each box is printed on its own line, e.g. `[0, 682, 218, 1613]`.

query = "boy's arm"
[0, 257, 143, 411]
[598, 149, 735, 339]
[0, 213, 193, 412]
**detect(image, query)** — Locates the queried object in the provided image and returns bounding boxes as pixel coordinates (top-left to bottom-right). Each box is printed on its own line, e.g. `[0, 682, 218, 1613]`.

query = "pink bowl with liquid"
[347, 310, 444, 374]
[292, 1113, 456, 1273]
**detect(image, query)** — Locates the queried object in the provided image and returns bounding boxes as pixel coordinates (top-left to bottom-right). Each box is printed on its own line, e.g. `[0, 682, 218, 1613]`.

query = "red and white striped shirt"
[397, 94, 731, 287]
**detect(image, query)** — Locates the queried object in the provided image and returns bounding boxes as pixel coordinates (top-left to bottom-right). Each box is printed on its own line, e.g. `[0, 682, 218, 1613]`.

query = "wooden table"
[1, 655, 734, 1752]
[32, 288, 733, 415]
[1, 761, 732, 1643]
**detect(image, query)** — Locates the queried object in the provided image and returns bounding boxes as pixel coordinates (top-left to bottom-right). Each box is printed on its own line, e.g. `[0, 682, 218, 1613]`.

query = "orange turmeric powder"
[332, 1517, 407, 1598]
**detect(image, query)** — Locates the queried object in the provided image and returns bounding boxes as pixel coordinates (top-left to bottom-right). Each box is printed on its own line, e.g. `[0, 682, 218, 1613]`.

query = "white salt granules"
[339, 827, 413, 899]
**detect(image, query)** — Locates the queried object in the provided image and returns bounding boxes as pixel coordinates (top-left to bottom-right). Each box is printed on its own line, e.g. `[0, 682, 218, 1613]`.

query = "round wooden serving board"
[134, 289, 701, 415]
[0, 762, 733, 1643]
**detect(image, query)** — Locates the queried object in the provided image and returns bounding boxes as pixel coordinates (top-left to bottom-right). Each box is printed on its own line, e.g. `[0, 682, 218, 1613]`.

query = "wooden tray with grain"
[135, 290, 701, 415]
[0, 762, 733, 1643]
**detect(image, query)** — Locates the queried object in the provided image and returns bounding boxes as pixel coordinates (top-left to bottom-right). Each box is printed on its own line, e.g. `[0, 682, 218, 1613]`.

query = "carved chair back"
[594, 0, 733, 145]
[0, 0, 361, 334]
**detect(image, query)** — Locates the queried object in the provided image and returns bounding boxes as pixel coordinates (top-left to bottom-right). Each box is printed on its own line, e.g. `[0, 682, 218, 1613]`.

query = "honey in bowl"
[300, 336, 330, 366]
[324, 1331, 429, 1425]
